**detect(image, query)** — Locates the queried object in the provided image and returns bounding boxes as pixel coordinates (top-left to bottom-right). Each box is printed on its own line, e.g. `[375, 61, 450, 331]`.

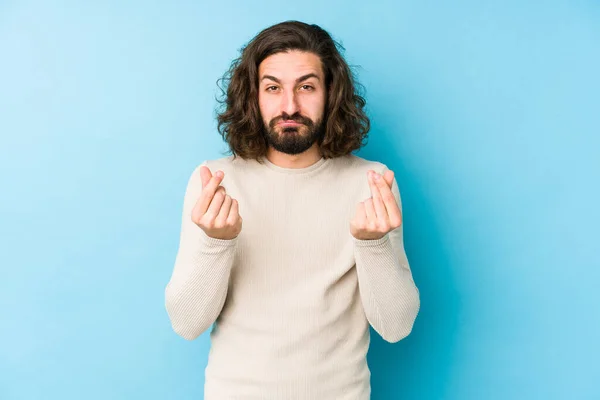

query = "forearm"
[165, 163, 238, 340]
[353, 232, 420, 343]
[165, 230, 237, 340]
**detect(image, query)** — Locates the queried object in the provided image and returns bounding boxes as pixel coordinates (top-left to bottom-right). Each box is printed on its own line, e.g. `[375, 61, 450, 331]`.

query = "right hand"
[191, 166, 243, 240]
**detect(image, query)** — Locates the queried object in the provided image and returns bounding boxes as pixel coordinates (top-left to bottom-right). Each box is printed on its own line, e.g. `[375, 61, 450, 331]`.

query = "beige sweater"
[165, 154, 420, 399]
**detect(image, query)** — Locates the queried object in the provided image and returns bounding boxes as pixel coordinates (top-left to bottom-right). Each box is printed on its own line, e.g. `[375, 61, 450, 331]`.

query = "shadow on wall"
[359, 141, 461, 400]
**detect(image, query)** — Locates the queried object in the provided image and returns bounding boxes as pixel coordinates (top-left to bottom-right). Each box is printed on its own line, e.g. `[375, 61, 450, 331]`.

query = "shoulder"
[191, 154, 258, 175]
[337, 154, 390, 175]
[340, 154, 402, 200]
[197, 154, 235, 171]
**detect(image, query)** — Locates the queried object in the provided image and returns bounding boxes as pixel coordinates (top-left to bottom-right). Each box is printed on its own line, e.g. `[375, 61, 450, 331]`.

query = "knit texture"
[165, 154, 420, 399]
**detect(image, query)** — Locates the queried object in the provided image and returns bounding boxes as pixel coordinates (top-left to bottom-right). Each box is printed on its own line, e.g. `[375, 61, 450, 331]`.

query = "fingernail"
[216, 171, 223, 178]
[374, 173, 380, 180]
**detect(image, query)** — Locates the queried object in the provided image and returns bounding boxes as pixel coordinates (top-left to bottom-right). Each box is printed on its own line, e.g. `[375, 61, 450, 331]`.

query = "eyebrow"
[260, 73, 321, 84]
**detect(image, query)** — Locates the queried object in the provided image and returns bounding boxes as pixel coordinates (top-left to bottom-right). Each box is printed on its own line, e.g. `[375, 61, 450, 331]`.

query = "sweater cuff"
[352, 233, 391, 247]
[199, 228, 239, 248]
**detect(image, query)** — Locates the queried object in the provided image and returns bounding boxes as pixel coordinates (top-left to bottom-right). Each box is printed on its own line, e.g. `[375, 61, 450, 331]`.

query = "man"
[165, 20, 420, 399]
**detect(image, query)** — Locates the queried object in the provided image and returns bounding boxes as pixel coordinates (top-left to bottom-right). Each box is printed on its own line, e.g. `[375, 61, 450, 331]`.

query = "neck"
[265, 143, 322, 169]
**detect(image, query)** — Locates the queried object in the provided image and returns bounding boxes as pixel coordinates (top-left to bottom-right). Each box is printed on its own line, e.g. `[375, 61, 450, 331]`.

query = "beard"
[263, 112, 324, 155]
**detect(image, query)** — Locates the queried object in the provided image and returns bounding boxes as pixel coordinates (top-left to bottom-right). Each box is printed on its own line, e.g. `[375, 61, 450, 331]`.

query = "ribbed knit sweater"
[165, 154, 420, 399]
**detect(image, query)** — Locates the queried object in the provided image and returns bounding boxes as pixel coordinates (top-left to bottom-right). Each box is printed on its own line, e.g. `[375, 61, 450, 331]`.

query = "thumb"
[200, 166, 212, 188]
[383, 169, 394, 188]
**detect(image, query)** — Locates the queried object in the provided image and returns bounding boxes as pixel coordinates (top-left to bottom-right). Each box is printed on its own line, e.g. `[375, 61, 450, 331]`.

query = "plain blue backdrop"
[1, 1, 599, 399]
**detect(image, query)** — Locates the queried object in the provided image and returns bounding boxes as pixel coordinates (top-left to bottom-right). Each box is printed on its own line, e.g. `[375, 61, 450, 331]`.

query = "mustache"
[269, 113, 314, 128]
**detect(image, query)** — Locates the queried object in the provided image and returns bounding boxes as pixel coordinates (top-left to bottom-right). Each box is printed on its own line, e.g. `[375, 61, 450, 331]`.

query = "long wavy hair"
[215, 21, 370, 162]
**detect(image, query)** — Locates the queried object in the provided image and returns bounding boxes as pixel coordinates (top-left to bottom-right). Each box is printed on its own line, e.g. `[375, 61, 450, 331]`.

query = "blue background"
[1, 1, 599, 399]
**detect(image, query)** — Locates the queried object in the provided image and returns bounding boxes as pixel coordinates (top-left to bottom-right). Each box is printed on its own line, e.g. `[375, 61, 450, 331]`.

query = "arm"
[164, 162, 238, 340]
[352, 172, 420, 343]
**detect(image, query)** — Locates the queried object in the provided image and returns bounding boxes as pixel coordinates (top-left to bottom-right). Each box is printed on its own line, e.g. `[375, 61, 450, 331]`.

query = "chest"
[228, 173, 369, 247]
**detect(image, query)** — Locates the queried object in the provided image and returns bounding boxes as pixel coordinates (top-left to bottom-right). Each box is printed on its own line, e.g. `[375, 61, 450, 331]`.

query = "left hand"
[350, 169, 403, 240]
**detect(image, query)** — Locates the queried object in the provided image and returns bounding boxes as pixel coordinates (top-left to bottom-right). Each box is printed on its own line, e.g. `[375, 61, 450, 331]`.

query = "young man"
[165, 20, 420, 399]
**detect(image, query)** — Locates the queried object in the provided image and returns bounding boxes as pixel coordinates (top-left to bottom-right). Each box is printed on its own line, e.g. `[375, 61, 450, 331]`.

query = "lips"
[278, 121, 302, 127]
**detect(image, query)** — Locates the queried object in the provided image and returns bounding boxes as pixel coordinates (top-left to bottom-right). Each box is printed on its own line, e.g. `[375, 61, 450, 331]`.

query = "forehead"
[258, 50, 324, 81]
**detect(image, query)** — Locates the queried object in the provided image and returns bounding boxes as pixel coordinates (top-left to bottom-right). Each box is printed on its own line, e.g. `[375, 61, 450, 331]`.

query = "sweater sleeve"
[352, 172, 420, 343]
[164, 161, 238, 340]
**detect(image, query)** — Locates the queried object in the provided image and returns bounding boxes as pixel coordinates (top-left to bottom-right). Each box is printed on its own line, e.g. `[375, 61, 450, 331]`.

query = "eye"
[265, 86, 279, 92]
[300, 85, 314, 91]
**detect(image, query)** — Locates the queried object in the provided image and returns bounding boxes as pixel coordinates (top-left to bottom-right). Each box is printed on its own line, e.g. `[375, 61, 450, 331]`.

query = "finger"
[355, 201, 365, 216]
[382, 169, 394, 188]
[197, 172, 225, 215]
[368, 171, 387, 221]
[364, 198, 375, 222]
[215, 194, 232, 224]
[205, 187, 226, 220]
[227, 198, 240, 224]
[376, 171, 402, 227]
[200, 166, 213, 189]
[352, 201, 366, 226]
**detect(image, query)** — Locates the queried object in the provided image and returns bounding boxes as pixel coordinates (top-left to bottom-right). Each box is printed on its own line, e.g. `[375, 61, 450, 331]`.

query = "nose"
[280, 89, 300, 117]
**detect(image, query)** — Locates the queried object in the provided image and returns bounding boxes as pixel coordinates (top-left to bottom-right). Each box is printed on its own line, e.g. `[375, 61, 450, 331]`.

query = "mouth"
[277, 121, 303, 127]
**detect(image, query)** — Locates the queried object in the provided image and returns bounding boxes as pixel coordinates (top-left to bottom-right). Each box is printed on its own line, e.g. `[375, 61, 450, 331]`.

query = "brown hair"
[215, 20, 370, 162]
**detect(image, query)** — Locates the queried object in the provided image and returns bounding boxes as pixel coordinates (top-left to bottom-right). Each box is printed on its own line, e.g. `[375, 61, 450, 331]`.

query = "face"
[258, 50, 327, 155]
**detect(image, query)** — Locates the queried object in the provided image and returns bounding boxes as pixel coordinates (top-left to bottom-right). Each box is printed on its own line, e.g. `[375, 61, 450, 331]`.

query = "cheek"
[258, 96, 276, 119]
[258, 94, 266, 114]
[305, 96, 326, 119]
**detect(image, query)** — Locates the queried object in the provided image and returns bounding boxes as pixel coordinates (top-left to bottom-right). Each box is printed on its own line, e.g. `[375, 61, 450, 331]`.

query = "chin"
[281, 127, 304, 134]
